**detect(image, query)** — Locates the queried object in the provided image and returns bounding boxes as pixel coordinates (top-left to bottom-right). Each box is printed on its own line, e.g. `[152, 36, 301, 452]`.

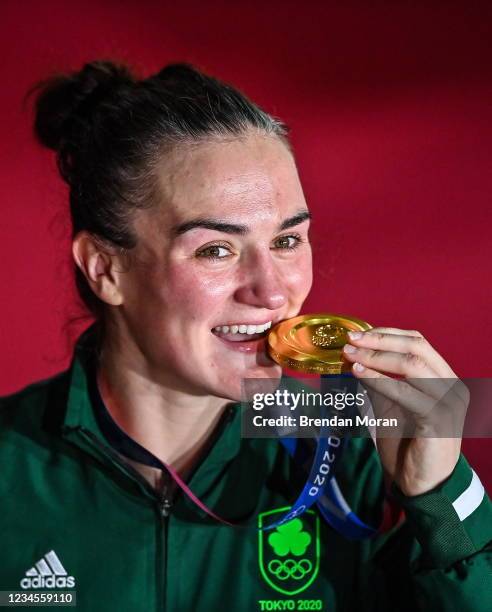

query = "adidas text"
[21, 575, 75, 589]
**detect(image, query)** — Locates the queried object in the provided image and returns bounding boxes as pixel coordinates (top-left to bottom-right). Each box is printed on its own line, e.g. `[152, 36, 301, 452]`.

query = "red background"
[1, 1, 491, 489]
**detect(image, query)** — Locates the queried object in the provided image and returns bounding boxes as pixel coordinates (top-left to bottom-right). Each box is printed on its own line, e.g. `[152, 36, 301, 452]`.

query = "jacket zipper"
[74, 427, 172, 610]
[159, 492, 173, 518]
[158, 472, 173, 517]
[157, 468, 173, 611]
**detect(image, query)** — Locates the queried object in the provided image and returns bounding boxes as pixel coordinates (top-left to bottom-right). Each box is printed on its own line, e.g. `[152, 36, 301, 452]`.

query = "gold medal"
[267, 313, 372, 374]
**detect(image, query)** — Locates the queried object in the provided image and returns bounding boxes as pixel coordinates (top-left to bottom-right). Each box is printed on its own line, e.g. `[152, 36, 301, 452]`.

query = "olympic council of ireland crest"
[258, 507, 320, 596]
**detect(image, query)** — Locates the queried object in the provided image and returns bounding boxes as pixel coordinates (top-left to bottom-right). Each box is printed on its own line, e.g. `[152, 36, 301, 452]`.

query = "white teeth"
[213, 321, 273, 335]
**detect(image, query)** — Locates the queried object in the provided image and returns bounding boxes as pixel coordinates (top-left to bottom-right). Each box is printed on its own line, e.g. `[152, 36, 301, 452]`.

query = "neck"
[96, 337, 229, 476]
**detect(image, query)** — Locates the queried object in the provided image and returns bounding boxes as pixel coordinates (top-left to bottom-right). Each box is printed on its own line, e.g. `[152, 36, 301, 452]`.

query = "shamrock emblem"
[267, 518, 312, 557]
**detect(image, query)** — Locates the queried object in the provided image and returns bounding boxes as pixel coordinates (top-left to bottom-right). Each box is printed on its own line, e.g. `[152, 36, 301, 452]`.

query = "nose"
[233, 252, 288, 310]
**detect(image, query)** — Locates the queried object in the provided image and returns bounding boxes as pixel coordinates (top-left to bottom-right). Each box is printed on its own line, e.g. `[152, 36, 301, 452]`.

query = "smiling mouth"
[211, 321, 272, 342]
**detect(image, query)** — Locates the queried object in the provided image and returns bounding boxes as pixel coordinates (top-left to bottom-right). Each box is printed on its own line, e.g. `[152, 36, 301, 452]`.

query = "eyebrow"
[172, 210, 312, 236]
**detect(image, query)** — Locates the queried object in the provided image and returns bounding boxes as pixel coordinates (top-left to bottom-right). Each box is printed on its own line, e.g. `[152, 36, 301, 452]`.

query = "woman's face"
[114, 132, 313, 400]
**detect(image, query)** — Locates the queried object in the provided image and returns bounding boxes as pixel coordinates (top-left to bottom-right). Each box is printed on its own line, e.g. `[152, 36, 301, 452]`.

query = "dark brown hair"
[27, 60, 291, 321]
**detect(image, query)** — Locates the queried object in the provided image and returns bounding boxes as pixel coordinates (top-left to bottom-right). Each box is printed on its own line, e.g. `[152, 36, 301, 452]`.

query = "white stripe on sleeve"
[452, 469, 485, 521]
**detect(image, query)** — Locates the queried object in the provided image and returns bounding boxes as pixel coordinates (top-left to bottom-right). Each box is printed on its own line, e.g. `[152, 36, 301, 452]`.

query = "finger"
[366, 327, 424, 337]
[346, 329, 467, 403]
[343, 342, 438, 381]
[351, 364, 436, 419]
[352, 364, 467, 436]
[347, 329, 457, 379]
[344, 343, 463, 404]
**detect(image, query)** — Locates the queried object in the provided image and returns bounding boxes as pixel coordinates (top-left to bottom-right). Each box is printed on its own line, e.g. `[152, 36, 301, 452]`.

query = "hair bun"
[29, 60, 136, 152]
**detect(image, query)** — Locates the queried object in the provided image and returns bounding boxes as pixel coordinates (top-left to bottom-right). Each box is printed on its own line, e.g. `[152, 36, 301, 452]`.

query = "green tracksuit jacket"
[1, 326, 491, 611]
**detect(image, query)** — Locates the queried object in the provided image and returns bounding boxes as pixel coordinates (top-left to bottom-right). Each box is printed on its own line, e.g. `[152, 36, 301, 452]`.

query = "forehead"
[154, 132, 305, 221]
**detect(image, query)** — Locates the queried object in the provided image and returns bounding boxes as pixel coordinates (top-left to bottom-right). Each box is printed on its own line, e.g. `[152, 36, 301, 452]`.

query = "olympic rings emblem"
[267, 558, 313, 581]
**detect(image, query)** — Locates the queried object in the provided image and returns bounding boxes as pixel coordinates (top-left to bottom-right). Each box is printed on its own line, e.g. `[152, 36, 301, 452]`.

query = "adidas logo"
[20, 550, 76, 590]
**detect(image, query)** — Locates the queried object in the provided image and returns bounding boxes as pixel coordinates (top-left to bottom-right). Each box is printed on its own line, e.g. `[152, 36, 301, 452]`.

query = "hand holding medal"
[339, 325, 467, 496]
[268, 314, 468, 498]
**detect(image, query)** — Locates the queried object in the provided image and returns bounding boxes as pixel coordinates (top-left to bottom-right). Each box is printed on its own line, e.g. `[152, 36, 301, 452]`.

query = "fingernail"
[354, 362, 365, 372]
[348, 331, 362, 340]
[343, 344, 357, 353]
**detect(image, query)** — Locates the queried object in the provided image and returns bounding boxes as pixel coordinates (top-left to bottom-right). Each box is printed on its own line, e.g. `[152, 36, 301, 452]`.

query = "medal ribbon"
[91, 366, 401, 535]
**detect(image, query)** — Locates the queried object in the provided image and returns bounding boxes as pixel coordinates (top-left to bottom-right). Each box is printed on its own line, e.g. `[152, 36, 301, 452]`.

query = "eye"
[196, 244, 233, 260]
[272, 234, 303, 250]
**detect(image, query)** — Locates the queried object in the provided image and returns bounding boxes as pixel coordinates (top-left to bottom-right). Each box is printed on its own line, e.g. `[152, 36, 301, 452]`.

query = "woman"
[1, 60, 490, 611]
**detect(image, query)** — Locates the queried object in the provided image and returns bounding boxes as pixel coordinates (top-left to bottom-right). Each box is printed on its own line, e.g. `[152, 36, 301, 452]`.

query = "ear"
[72, 231, 124, 306]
